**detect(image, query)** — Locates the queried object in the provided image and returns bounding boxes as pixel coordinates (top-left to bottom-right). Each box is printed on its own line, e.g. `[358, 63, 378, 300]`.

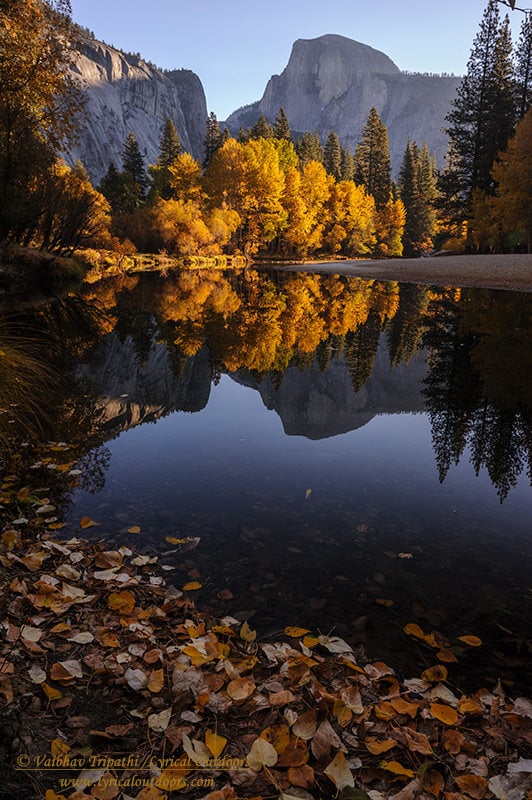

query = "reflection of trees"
[421, 289, 532, 501]
[4, 269, 532, 502]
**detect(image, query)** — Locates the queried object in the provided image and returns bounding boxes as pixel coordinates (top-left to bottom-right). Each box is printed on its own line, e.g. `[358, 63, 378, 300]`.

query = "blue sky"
[71, 0, 523, 120]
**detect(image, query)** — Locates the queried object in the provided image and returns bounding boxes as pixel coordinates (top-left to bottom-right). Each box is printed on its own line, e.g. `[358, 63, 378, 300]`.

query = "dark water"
[1, 268, 531, 692]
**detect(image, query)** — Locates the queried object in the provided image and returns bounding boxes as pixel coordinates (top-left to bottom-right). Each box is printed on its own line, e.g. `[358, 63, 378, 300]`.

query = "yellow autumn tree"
[324, 181, 377, 256]
[491, 108, 532, 252]
[299, 160, 332, 254]
[374, 197, 406, 257]
[167, 152, 203, 203]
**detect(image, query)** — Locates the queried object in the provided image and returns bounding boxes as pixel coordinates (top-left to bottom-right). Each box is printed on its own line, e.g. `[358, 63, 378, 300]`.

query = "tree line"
[1, 0, 531, 260]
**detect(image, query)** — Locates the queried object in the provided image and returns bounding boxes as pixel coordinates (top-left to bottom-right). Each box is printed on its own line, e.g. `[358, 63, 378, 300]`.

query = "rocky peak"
[66, 37, 208, 184]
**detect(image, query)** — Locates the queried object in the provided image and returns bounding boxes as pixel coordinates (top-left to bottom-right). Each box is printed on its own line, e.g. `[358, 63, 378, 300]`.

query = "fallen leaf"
[147, 668, 164, 693]
[124, 668, 148, 691]
[305, 488, 312, 500]
[127, 526, 141, 534]
[380, 760, 415, 778]
[287, 764, 314, 789]
[148, 708, 172, 733]
[240, 620, 256, 641]
[284, 626, 311, 637]
[107, 590, 136, 614]
[227, 677, 255, 701]
[80, 516, 98, 529]
[205, 729, 227, 758]
[246, 738, 278, 771]
[182, 581, 202, 591]
[366, 739, 397, 755]
[454, 774, 489, 798]
[292, 709, 317, 741]
[403, 727, 433, 755]
[421, 665, 448, 683]
[458, 635, 483, 647]
[430, 703, 459, 725]
[324, 750, 355, 791]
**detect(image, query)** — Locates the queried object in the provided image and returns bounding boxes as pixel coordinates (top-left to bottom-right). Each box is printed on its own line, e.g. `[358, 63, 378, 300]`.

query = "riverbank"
[280, 253, 532, 292]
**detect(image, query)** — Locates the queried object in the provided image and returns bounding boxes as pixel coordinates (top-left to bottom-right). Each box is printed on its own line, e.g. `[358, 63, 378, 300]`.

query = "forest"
[1, 0, 532, 268]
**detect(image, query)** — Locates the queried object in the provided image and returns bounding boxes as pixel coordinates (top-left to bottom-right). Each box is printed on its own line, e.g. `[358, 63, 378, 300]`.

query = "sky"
[70, 0, 523, 120]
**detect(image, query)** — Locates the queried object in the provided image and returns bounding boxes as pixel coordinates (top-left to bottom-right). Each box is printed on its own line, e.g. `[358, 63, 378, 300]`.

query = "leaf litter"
[0, 456, 531, 800]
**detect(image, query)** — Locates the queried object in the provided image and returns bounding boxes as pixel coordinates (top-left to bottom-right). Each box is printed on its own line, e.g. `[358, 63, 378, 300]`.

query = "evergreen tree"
[296, 131, 323, 166]
[323, 131, 342, 180]
[273, 107, 291, 140]
[341, 144, 355, 181]
[444, 0, 516, 214]
[122, 132, 149, 205]
[399, 140, 437, 256]
[98, 162, 135, 214]
[353, 108, 391, 209]
[158, 118, 181, 167]
[515, 11, 532, 119]
[250, 115, 273, 139]
[203, 112, 223, 169]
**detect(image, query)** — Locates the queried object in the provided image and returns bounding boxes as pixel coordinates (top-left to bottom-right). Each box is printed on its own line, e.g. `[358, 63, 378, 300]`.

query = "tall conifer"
[203, 112, 223, 169]
[323, 132, 342, 180]
[353, 108, 391, 209]
[273, 107, 291, 140]
[158, 118, 181, 167]
[515, 12, 532, 119]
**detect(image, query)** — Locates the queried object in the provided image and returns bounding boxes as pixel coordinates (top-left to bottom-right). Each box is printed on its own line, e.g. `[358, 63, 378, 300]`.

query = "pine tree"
[399, 140, 437, 256]
[296, 131, 323, 166]
[341, 145, 354, 181]
[444, 0, 516, 212]
[250, 115, 273, 139]
[273, 107, 291, 140]
[122, 132, 149, 205]
[203, 112, 223, 169]
[158, 118, 181, 167]
[353, 108, 391, 209]
[323, 132, 342, 180]
[515, 12, 532, 119]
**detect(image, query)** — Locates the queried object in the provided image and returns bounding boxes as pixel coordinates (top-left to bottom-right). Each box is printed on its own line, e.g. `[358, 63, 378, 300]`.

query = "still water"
[1, 268, 531, 692]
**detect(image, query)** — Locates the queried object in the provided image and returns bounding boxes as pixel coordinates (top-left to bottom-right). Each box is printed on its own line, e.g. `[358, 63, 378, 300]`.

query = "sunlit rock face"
[234, 339, 428, 440]
[225, 34, 461, 173]
[66, 38, 208, 183]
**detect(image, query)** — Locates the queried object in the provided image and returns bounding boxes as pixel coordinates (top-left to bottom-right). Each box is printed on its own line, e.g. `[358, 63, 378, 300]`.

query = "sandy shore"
[279, 253, 532, 292]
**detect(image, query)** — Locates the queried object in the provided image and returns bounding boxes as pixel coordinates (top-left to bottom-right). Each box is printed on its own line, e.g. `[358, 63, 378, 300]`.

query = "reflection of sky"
[71, 373, 531, 550]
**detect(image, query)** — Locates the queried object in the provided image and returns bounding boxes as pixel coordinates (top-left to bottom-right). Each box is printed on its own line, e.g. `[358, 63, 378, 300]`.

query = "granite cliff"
[67, 37, 208, 183]
[225, 34, 461, 173]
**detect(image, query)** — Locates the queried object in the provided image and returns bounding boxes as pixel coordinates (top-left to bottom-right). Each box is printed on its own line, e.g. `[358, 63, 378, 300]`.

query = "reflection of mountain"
[76, 334, 212, 434]
[234, 337, 427, 439]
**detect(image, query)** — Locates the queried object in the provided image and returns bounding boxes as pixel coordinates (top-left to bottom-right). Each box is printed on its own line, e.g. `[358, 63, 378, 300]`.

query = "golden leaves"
[80, 516, 98, 529]
[458, 635, 483, 647]
[182, 581, 202, 591]
[246, 738, 278, 771]
[421, 664, 449, 683]
[366, 738, 397, 755]
[380, 760, 415, 778]
[205, 729, 227, 758]
[430, 703, 459, 725]
[107, 590, 135, 614]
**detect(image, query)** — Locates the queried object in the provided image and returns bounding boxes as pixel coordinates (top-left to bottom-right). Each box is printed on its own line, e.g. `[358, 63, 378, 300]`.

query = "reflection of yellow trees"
[85, 269, 401, 377]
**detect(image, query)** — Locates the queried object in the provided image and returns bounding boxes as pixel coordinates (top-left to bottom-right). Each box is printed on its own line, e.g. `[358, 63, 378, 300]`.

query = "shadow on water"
[1, 268, 531, 694]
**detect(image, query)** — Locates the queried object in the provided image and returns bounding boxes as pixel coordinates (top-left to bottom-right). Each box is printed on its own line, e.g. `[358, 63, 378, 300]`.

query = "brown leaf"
[292, 709, 317, 741]
[390, 697, 419, 718]
[107, 590, 136, 614]
[227, 677, 255, 701]
[454, 774, 488, 798]
[311, 719, 342, 760]
[458, 635, 482, 647]
[403, 726, 434, 755]
[380, 760, 415, 778]
[147, 668, 164, 693]
[287, 764, 314, 789]
[277, 739, 309, 767]
[421, 664, 448, 683]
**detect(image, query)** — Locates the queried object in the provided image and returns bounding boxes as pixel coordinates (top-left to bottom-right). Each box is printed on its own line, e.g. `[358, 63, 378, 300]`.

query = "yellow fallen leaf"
[403, 622, 426, 640]
[302, 634, 319, 648]
[459, 697, 483, 714]
[390, 697, 419, 718]
[107, 591, 136, 614]
[51, 739, 70, 757]
[80, 516, 98, 529]
[365, 738, 397, 755]
[205, 729, 227, 758]
[380, 760, 415, 778]
[305, 488, 312, 500]
[284, 626, 311, 637]
[458, 635, 483, 647]
[182, 581, 202, 591]
[375, 598, 394, 607]
[47, 522, 66, 530]
[42, 683, 62, 701]
[421, 664, 448, 682]
[127, 526, 141, 534]
[164, 536, 189, 544]
[430, 702, 459, 725]
[437, 647, 458, 663]
[240, 621, 256, 641]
